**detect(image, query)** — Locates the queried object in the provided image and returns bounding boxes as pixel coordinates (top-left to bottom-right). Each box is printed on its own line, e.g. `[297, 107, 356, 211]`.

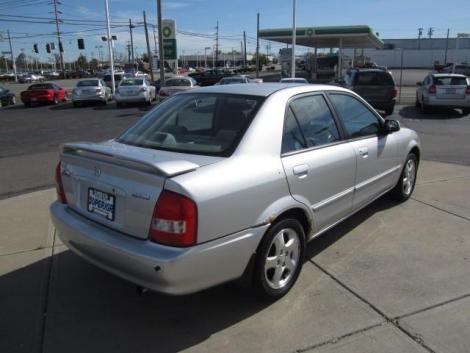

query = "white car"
[158, 76, 198, 101]
[416, 73, 470, 115]
[71, 79, 112, 107]
[115, 77, 156, 107]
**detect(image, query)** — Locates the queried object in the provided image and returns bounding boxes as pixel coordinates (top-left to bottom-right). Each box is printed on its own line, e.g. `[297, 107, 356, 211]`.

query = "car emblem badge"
[94, 167, 101, 177]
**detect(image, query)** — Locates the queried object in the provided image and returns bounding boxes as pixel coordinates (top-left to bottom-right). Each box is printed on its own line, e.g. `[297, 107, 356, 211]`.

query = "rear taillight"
[149, 190, 197, 247]
[55, 162, 67, 204]
[391, 86, 398, 98]
[95, 88, 102, 93]
[466, 86, 470, 95]
[428, 85, 437, 94]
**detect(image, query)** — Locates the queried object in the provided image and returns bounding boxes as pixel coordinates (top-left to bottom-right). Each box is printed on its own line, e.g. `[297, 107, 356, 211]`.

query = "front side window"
[289, 94, 340, 147]
[329, 94, 381, 138]
[117, 93, 264, 156]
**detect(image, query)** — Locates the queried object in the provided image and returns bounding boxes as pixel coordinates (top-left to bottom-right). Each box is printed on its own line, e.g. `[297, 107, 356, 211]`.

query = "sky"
[0, 0, 469, 63]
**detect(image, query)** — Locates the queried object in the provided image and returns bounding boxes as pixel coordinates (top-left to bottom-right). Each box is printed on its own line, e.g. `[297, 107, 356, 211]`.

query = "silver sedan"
[71, 79, 112, 107]
[115, 77, 156, 107]
[50, 84, 420, 299]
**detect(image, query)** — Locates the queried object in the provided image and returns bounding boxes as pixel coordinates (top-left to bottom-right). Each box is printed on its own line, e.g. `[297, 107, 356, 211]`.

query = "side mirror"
[383, 119, 400, 134]
[416, 82, 422, 86]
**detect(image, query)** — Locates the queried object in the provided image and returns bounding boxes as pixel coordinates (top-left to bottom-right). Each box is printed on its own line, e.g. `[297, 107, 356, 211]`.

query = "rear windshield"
[117, 93, 264, 156]
[120, 79, 143, 86]
[77, 80, 99, 87]
[28, 84, 53, 90]
[164, 78, 191, 87]
[434, 76, 468, 86]
[104, 74, 123, 81]
[355, 72, 395, 86]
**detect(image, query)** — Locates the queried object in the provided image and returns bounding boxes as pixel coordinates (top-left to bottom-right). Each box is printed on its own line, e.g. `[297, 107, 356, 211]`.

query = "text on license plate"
[87, 188, 115, 221]
[445, 88, 456, 94]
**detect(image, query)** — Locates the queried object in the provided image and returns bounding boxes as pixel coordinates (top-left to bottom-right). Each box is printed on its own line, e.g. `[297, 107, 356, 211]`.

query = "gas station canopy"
[259, 25, 383, 49]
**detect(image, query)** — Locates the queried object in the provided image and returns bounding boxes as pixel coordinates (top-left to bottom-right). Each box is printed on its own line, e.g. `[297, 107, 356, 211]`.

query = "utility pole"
[291, 0, 296, 78]
[243, 31, 247, 68]
[51, 0, 65, 78]
[215, 21, 219, 66]
[104, 0, 115, 94]
[427, 27, 434, 39]
[152, 25, 158, 57]
[157, 0, 165, 83]
[143, 11, 154, 81]
[240, 41, 243, 67]
[418, 27, 423, 49]
[129, 19, 135, 67]
[444, 28, 450, 64]
[204, 46, 210, 69]
[256, 13, 260, 77]
[6, 30, 17, 82]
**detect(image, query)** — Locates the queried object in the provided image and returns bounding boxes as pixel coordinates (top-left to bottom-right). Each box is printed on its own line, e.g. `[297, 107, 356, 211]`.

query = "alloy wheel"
[402, 159, 416, 196]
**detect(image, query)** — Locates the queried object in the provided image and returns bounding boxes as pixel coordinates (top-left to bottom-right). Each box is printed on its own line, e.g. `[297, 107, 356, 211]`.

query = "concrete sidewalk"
[1, 160, 469, 353]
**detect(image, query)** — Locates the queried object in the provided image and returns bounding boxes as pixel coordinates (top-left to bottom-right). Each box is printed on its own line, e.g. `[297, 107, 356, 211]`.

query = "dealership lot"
[1, 85, 470, 352]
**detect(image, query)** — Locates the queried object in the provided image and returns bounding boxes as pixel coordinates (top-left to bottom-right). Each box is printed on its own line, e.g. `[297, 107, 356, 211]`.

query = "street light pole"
[104, 0, 115, 94]
[7, 30, 17, 82]
[157, 0, 165, 83]
[291, 0, 296, 78]
[204, 46, 210, 69]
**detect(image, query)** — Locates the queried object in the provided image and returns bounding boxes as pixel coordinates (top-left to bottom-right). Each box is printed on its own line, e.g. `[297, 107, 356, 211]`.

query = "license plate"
[445, 88, 456, 94]
[32, 98, 37, 101]
[87, 188, 115, 221]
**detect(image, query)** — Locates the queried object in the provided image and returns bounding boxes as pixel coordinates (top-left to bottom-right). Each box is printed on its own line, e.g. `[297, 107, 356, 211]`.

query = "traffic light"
[77, 38, 85, 50]
[59, 41, 63, 53]
[46, 43, 51, 54]
[50, 42, 55, 50]
[33, 44, 38, 54]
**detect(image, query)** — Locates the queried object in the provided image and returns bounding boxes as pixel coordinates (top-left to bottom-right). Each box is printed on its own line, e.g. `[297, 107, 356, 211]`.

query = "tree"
[15, 53, 27, 70]
[89, 58, 99, 70]
[250, 53, 269, 70]
[141, 53, 149, 63]
[75, 54, 88, 70]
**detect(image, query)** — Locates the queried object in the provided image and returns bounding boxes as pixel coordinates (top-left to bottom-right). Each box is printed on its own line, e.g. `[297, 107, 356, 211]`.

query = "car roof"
[432, 73, 468, 78]
[186, 83, 347, 97]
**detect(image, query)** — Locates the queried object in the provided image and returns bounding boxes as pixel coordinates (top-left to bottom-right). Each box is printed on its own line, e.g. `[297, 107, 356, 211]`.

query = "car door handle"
[293, 164, 309, 179]
[358, 147, 369, 158]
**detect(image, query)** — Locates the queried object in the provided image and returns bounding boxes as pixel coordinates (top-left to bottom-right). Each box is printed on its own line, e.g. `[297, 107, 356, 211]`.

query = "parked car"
[342, 68, 397, 116]
[50, 83, 420, 299]
[415, 73, 470, 115]
[440, 63, 470, 76]
[189, 68, 232, 86]
[216, 76, 251, 85]
[103, 73, 125, 89]
[20, 83, 67, 107]
[240, 74, 263, 83]
[0, 86, 16, 107]
[115, 77, 156, 107]
[158, 76, 197, 101]
[280, 78, 309, 84]
[71, 79, 112, 107]
[18, 73, 44, 83]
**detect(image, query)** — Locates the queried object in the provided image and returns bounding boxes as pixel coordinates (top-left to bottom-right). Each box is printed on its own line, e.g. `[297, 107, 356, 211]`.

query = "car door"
[281, 93, 356, 232]
[328, 93, 400, 209]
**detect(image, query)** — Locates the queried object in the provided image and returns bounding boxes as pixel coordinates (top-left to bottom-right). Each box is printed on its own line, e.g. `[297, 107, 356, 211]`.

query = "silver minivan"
[51, 84, 420, 299]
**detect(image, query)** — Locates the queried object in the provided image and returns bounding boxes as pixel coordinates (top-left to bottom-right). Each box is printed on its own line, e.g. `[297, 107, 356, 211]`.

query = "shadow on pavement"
[48, 102, 155, 113]
[1, 197, 397, 353]
[399, 105, 465, 120]
[305, 196, 398, 260]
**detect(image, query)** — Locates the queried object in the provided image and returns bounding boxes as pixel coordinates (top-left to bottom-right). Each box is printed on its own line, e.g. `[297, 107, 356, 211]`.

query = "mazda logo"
[94, 167, 101, 177]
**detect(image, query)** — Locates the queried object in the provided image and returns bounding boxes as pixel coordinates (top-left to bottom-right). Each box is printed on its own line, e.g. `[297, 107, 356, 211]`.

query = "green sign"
[163, 39, 177, 60]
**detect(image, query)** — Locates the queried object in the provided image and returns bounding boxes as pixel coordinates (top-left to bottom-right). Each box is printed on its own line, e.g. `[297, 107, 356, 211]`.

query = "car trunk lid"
[435, 85, 467, 100]
[59, 140, 220, 239]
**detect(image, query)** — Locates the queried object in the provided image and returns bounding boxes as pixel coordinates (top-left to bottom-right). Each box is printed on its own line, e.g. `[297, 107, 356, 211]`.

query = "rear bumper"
[115, 94, 148, 103]
[50, 202, 267, 295]
[72, 93, 106, 102]
[424, 96, 470, 108]
[21, 96, 53, 103]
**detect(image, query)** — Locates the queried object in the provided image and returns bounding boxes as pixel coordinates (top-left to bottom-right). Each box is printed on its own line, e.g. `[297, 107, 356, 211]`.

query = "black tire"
[24, 102, 31, 108]
[116, 102, 122, 108]
[253, 218, 305, 300]
[389, 153, 418, 202]
[53, 95, 59, 105]
[462, 108, 470, 116]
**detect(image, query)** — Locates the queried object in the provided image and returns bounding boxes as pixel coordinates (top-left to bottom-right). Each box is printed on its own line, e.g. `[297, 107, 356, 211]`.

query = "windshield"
[120, 79, 143, 86]
[77, 80, 99, 87]
[164, 78, 191, 87]
[117, 93, 264, 156]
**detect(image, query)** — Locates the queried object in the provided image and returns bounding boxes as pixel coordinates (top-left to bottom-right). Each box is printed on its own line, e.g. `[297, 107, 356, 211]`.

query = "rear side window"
[282, 94, 340, 154]
[355, 72, 394, 86]
[329, 94, 381, 138]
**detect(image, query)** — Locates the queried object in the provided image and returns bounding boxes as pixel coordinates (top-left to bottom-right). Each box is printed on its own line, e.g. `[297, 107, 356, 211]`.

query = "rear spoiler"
[61, 143, 199, 177]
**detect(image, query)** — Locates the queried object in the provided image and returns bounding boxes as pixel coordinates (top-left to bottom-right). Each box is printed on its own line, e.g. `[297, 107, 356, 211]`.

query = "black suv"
[342, 69, 397, 116]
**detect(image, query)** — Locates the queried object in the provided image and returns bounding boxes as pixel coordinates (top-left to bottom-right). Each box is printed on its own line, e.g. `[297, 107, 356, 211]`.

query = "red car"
[20, 83, 67, 107]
